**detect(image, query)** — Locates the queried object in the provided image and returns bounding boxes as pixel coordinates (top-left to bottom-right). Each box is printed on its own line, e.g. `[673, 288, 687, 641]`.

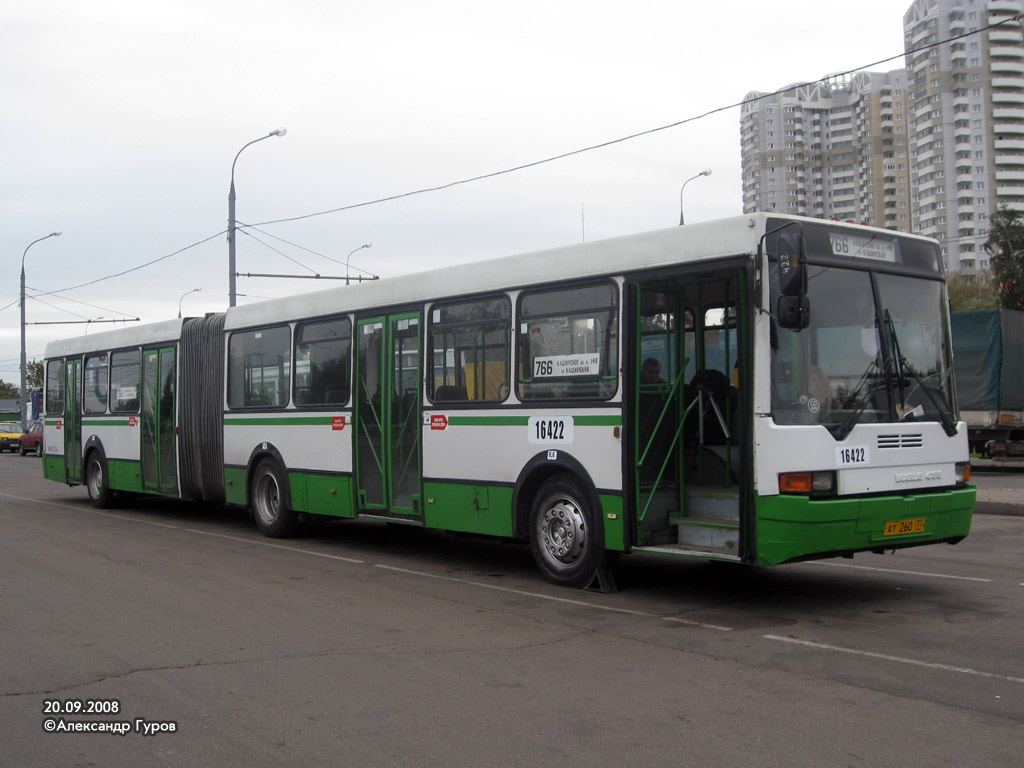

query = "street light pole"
[21, 231, 61, 428]
[178, 287, 202, 318]
[345, 243, 372, 285]
[228, 128, 286, 307]
[679, 168, 712, 226]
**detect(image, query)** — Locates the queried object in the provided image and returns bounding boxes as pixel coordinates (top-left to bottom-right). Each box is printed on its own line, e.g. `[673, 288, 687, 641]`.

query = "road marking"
[375, 564, 734, 629]
[764, 635, 1024, 685]
[185, 529, 365, 564]
[662, 616, 734, 631]
[375, 564, 654, 616]
[1, 494, 182, 528]
[805, 561, 992, 583]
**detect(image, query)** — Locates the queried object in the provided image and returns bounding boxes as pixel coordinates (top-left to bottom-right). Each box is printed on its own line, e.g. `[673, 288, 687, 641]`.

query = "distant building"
[739, 0, 1024, 272]
[740, 70, 911, 230]
[903, 0, 1024, 271]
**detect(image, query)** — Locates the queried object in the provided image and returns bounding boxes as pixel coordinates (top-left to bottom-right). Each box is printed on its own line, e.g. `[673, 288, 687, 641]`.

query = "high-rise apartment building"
[903, 0, 1024, 270]
[739, 0, 1024, 272]
[740, 71, 912, 229]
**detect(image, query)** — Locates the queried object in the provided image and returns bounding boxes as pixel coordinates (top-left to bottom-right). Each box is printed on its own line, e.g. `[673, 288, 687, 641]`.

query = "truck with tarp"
[950, 309, 1024, 457]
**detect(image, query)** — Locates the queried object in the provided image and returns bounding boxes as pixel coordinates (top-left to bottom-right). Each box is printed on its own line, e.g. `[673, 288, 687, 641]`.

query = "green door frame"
[634, 284, 687, 525]
[354, 313, 423, 517]
[141, 346, 178, 495]
[64, 358, 83, 484]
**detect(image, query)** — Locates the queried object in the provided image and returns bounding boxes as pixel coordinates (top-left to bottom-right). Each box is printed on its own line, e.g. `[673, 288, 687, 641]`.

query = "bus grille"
[877, 433, 924, 449]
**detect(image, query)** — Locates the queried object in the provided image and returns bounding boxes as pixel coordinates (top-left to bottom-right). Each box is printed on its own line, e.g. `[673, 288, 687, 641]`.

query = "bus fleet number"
[535, 419, 564, 441]
[836, 445, 869, 466]
[528, 416, 574, 445]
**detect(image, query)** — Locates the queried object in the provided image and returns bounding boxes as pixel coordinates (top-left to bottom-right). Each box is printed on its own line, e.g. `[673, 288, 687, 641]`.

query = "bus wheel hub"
[542, 501, 585, 563]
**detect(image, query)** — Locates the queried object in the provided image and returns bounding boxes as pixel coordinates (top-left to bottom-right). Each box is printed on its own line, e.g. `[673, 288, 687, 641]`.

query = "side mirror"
[778, 295, 810, 330]
[777, 231, 806, 298]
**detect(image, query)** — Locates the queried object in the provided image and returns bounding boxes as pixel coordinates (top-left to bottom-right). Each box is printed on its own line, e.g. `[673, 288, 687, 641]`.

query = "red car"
[19, 422, 43, 456]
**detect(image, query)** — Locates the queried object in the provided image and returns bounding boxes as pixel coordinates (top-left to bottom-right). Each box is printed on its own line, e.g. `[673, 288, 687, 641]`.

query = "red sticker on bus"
[332, 416, 346, 431]
[129, 416, 137, 427]
[431, 414, 448, 430]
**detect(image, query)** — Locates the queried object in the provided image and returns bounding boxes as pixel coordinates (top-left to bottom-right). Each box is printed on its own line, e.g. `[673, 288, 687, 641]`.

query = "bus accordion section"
[38, 213, 974, 588]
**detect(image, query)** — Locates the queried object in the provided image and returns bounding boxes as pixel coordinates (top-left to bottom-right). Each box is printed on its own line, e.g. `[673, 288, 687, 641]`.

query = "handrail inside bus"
[637, 371, 734, 524]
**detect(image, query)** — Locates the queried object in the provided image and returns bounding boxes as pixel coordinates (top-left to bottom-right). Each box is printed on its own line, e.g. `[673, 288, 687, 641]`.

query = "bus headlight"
[955, 461, 970, 485]
[779, 471, 836, 497]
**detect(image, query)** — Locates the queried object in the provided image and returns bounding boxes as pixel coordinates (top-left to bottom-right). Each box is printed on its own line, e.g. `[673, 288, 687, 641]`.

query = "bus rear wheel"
[251, 459, 298, 538]
[530, 474, 608, 588]
[86, 452, 114, 509]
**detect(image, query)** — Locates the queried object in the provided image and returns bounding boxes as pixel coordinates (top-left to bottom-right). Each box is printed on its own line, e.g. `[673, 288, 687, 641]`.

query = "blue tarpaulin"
[951, 309, 1024, 412]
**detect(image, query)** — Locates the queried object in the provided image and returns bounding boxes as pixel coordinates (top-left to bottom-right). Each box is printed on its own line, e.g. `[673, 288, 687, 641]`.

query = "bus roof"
[225, 214, 772, 330]
[44, 317, 186, 359]
[42, 213, 937, 355]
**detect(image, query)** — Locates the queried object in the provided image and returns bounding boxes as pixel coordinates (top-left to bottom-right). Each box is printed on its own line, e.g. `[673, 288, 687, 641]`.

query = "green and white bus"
[41, 213, 975, 588]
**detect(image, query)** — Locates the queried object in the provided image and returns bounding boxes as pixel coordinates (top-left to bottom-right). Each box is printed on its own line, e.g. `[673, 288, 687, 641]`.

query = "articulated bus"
[41, 213, 975, 588]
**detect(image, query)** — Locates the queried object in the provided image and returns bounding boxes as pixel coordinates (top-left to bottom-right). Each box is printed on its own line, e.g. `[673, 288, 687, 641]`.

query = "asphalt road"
[1, 455, 1022, 767]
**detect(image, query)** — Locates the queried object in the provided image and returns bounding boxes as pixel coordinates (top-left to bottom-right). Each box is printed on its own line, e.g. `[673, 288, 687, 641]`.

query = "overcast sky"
[3, 0, 911, 383]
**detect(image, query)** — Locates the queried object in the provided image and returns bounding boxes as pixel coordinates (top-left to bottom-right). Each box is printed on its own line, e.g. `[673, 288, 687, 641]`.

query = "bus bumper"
[754, 485, 976, 566]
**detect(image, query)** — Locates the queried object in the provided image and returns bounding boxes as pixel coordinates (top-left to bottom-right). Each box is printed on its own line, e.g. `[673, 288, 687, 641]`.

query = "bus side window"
[517, 282, 618, 401]
[429, 296, 510, 403]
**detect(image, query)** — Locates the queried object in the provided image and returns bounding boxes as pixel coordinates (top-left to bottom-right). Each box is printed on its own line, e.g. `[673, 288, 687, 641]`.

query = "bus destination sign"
[829, 233, 896, 262]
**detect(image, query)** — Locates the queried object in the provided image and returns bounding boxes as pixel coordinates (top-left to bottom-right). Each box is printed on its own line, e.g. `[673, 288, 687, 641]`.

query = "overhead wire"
[14, 13, 1022, 302]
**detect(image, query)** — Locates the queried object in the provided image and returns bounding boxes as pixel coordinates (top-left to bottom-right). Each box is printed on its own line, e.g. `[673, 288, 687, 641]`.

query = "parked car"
[19, 421, 43, 456]
[0, 422, 23, 453]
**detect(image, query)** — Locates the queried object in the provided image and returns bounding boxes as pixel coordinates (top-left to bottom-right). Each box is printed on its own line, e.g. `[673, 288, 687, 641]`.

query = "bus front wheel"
[530, 474, 607, 588]
[251, 459, 298, 538]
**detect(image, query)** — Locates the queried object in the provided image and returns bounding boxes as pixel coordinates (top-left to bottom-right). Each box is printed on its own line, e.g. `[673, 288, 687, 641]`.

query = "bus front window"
[772, 266, 879, 426]
[770, 264, 954, 433]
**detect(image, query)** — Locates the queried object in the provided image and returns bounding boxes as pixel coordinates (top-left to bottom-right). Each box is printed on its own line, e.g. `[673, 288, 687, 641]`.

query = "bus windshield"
[770, 262, 956, 437]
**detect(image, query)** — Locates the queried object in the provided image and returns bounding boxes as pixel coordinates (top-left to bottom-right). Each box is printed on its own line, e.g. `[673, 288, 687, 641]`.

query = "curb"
[974, 500, 1024, 517]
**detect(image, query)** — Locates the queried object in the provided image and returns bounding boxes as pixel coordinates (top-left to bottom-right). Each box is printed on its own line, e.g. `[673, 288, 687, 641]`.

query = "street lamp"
[228, 128, 286, 307]
[679, 168, 712, 226]
[345, 243, 372, 285]
[21, 231, 61, 428]
[178, 287, 202, 318]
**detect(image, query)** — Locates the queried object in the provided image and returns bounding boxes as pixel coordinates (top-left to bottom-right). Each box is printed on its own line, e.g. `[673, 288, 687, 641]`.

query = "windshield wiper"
[884, 310, 958, 437]
[830, 358, 883, 441]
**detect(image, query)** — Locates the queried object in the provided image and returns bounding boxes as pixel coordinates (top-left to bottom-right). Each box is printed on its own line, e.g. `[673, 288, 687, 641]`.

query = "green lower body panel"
[107, 459, 143, 494]
[224, 466, 248, 507]
[290, 473, 355, 518]
[423, 482, 514, 537]
[600, 493, 625, 552]
[755, 486, 976, 566]
[43, 456, 66, 483]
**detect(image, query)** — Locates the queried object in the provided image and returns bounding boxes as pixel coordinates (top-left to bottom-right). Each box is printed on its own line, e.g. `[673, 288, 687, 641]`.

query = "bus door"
[64, 358, 83, 484]
[141, 347, 178, 495]
[355, 313, 422, 517]
[633, 285, 686, 545]
[632, 272, 747, 559]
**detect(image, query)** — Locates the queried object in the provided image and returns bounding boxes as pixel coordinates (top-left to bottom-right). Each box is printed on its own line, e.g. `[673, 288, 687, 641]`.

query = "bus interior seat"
[434, 384, 468, 401]
[324, 388, 347, 404]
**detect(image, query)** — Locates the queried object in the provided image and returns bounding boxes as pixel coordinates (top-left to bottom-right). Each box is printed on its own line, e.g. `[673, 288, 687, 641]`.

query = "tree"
[947, 270, 998, 311]
[0, 380, 18, 399]
[27, 360, 43, 389]
[985, 206, 1024, 310]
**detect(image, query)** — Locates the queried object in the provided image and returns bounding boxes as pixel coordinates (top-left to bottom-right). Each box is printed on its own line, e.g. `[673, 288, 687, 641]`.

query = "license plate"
[883, 518, 926, 536]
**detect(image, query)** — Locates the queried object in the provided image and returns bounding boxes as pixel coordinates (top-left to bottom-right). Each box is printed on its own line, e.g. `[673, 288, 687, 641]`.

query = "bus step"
[633, 544, 742, 562]
[673, 520, 739, 555]
[680, 485, 739, 523]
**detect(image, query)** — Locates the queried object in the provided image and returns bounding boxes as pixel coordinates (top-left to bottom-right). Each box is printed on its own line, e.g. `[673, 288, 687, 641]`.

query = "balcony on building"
[992, 87, 1024, 102]
[990, 47, 1024, 61]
